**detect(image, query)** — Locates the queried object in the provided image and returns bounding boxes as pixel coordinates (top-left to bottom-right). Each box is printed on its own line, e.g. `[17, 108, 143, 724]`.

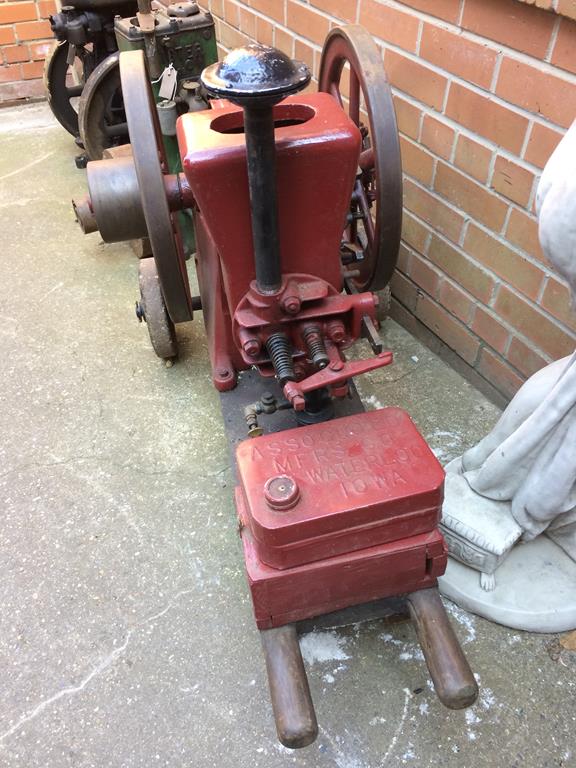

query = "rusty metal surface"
[318, 25, 403, 292]
[45, 1, 135, 138]
[102, 142, 133, 159]
[407, 587, 479, 710]
[137, 257, 178, 360]
[85, 156, 148, 242]
[72, 195, 98, 234]
[120, 50, 192, 324]
[260, 624, 318, 749]
[43, 41, 85, 137]
[78, 52, 127, 159]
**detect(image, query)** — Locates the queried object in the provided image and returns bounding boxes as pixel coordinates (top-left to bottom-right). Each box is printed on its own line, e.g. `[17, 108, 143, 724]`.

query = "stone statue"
[439, 118, 576, 632]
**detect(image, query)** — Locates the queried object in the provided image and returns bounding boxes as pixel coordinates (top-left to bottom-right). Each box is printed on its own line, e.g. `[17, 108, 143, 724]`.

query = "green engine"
[115, 1, 218, 255]
[115, 2, 217, 93]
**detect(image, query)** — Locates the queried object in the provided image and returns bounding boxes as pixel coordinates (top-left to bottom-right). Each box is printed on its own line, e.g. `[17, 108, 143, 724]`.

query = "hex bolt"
[264, 475, 300, 510]
[243, 338, 261, 357]
[282, 296, 301, 315]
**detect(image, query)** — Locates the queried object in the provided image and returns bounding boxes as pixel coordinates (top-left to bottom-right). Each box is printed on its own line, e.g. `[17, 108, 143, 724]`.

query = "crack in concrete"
[318, 687, 412, 768]
[0, 588, 194, 746]
[0, 152, 55, 182]
[0, 455, 229, 482]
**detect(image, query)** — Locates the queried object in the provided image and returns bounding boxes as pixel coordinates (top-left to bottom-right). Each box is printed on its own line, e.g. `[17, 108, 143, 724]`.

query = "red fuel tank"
[235, 408, 447, 629]
[236, 408, 445, 569]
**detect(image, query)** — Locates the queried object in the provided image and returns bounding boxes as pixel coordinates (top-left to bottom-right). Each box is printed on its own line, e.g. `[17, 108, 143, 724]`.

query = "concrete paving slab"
[0, 102, 574, 768]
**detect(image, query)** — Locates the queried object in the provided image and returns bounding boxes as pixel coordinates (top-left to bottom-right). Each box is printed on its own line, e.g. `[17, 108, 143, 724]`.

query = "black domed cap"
[201, 44, 311, 106]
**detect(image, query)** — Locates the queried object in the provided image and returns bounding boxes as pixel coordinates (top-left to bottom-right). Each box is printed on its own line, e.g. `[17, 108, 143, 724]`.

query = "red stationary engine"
[72, 24, 478, 750]
[178, 93, 383, 395]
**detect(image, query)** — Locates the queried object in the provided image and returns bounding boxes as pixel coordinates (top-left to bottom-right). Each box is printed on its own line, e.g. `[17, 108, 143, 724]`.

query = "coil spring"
[266, 332, 295, 384]
[302, 324, 329, 369]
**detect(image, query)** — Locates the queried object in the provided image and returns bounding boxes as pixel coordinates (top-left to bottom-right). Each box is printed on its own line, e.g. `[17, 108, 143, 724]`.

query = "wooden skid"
[261, 587, 478, 748]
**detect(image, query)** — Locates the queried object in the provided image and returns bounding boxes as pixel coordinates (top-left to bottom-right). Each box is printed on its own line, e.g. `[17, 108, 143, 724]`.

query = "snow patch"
[369, 716, 386, 726]
[300, 631, 350, 665]
[401, 746, 416, 761]
[379, 632, 403, 646]
[362, 393, 385, 411]
[443, 600, 476, 643]
[427, 429, 464, 464]
[479, 687, 497, 711]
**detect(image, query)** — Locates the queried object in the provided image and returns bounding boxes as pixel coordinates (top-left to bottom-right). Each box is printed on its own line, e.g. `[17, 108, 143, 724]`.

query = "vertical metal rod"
[407, 588, 478, 710]
[243, 105, 282, 294]
[260, 624, 318, 748]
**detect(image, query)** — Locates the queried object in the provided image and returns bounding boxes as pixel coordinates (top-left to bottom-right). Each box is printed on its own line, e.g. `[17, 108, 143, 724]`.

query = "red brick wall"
[206, 0, 576, 401]
[0, 0, 55, 102]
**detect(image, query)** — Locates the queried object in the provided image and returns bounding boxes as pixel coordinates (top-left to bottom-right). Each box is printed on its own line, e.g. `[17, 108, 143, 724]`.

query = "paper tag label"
[158, 64, 177, 100]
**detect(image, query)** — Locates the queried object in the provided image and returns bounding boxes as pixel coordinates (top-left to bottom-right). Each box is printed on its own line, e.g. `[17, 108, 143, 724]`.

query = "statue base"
[439, 537, 576, 632]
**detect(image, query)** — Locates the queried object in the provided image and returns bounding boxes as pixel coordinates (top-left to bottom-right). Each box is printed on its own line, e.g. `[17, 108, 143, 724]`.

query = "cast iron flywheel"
[44, 40, 86, 137]
[79, 52, 128, 160]
[119, 49, 193, 326]
[318, 25, 403, 293]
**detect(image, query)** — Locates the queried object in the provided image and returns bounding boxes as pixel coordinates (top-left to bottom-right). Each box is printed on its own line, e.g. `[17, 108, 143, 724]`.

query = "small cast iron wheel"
[138, 257, 178, 360]
[79, 52, 128, 160]
[44, 40, 87, 137]
[318, 25, 403, 292]
[120, 50, 193, 324]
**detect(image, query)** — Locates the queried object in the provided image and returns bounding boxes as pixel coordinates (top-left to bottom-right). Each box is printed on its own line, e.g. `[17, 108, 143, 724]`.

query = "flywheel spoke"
[349, 70, 360, 126]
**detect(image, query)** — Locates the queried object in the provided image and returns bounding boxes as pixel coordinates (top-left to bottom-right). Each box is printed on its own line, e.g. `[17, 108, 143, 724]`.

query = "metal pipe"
[243, 105, 282, 294]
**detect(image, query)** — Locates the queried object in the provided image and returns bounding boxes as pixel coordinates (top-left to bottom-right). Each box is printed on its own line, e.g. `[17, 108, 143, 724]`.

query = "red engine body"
[178, 94, 358, 308]
[177, 93, 448, 630]
[177, 93, 381, 393]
